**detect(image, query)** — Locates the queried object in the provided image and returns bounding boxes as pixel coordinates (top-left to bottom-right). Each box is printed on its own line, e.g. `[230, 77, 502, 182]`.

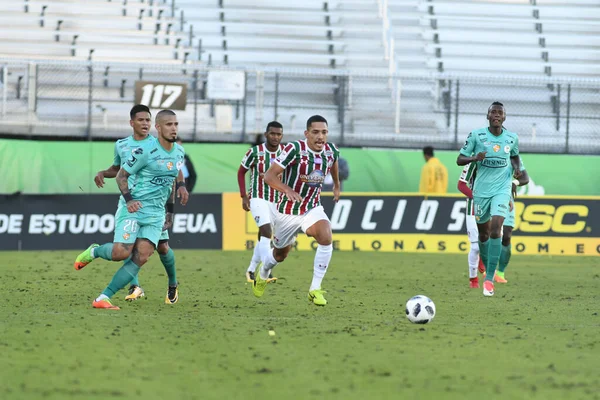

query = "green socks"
[485, 238, 502, 282]
[102, 260, 141, 298]
[160, 248, 178, 286]
[479, 240, 489, 271]
[94, 243, 114, 261]
[498, 244, 511, 273]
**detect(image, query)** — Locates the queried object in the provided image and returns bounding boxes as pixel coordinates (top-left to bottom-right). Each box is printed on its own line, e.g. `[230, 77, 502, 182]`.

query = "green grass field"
[1, 250, 599, 400]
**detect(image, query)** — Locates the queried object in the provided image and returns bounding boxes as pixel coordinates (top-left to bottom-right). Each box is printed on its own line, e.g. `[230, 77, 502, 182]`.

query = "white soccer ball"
[405, 295, 436, 324]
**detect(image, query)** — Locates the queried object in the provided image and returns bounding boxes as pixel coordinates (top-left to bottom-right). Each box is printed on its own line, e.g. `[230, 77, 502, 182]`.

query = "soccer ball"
[405, 295, 436, 324]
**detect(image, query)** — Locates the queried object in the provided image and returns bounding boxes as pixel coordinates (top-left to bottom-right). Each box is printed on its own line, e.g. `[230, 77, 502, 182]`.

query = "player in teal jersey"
[91, 105, 188, 301]
[253, 115, 341, 306]
[457, 102, 522, 297]
[489, 157, 529, 283]
[237, 121, 285, 283]
[76, 109, 186, 309]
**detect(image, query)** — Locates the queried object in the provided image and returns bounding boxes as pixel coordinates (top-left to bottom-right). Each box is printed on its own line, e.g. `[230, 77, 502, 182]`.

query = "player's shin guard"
[468, 242, 479, 279]
[310, 244, 333, 291]
[159, 248, 177, 286]
[485, 238, 502, 282]
[498, 244, 511, 273]
[94, 243, 114, 261]
[259, 249, 278, 280]
[101, 260, 141, 298]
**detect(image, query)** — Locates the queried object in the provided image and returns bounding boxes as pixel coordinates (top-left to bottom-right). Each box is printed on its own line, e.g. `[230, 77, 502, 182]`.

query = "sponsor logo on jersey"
[504, 145, 511, 153]
[150, 176, 173, 186]
[166, 161, 173, 170]
[300, 170, 325, 187]
[481, 158, 508, 168]
[176, 161, 184, 171]
[493, 144, 500, 152]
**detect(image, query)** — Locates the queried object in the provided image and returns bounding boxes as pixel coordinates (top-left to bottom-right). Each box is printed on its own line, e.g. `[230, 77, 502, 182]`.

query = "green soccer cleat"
[252, 271, 268, 298]
[308, 289, 327, 306]
[74, 244, 99, 270]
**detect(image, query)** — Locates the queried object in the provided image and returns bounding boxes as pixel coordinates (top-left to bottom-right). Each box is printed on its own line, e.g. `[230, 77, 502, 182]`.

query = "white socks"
[468, 242, 479, 279]
[260, 248, 278, 280]
[310, 244, 333, 291]
[95, 294, 109, 302]
[247, 236, 272, 273]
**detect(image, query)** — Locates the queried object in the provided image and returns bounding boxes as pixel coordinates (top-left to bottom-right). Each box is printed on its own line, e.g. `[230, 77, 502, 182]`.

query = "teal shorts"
[504, 205, 516, 228]
[113, 204, 165, 247]
[159, 229, 169, 242]
[474, 193, 512, 224]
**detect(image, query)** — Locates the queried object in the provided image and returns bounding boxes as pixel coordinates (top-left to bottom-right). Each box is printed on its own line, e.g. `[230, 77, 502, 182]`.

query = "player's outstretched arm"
[265, 164, 302, 203]
[116, 169, 142, 213]
[94, 165, 120, 188]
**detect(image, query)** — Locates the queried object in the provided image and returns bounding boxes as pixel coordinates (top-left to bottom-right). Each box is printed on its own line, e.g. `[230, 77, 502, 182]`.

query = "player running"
[75, 109, 186, 309]
[237, 121, 285, 283]
[457, 102, 522, 297]
[90, 105, 188, 302]
[252, 115, 340, 306]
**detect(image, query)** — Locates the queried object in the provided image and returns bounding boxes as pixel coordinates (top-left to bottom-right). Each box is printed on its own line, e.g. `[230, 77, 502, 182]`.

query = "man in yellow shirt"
[419, 146, 448, 193]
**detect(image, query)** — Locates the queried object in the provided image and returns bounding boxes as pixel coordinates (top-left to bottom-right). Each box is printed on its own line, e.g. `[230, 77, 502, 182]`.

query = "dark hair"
[130, 104, 151, 120]
[488, 101, 504, 111]
[155, 109, 176, 123]
[265, 121, 283, 132]
[306, 115, 328, 130]
[423, 146, 434, 157]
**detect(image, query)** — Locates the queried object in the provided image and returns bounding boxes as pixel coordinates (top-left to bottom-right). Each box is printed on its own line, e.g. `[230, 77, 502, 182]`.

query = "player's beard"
[164, 136, 177, 143]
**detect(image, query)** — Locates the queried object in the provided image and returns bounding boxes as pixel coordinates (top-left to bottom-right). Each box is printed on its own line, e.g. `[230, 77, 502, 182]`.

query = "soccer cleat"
[469, 277, 480, 289]
[266, 272, 278, 284]
[165, 285, 179, 304]
[483, 281, 494, 297]
[92, 299, 120, 310]
[125, 285, 145, 301]
[478, 258, 485, 274]
[308, 289, 327, 306]
[74, 244, 99, 270]
[246, 271, 255, 283]
[252, 271, 268, 298]
[494, 272, 508, 284]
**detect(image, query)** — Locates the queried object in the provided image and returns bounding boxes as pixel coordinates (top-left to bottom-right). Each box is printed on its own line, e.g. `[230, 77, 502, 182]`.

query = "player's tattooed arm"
[116, 169, 142, 212]
[94, 165, 120, 188]
[163, 182, 175, 231]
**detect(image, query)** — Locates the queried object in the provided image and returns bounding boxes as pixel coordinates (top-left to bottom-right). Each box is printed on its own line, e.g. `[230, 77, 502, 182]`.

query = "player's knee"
[112, 244, 133, 261]
[273, 248, 288, 263]
[502, 230, 512, 247]
[478, 232, 489, 242]
[259, 225, 272, 238]
[157, 241, 169, 255]
[470, 242, 479, 253]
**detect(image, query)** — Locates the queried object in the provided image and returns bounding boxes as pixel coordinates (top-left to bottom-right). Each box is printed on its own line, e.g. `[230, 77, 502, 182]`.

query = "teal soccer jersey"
[460, 127, 520, 198]
[113, 135, 157, 187]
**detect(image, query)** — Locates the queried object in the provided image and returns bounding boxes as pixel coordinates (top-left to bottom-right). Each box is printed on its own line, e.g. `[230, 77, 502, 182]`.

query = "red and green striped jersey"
[459, 163, 477, 216]
[240, 143, 285, 203]
[275, 140, 340, 215]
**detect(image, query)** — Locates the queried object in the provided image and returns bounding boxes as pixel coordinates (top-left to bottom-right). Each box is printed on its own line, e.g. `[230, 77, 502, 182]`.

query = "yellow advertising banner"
[222, 193, 600, 256]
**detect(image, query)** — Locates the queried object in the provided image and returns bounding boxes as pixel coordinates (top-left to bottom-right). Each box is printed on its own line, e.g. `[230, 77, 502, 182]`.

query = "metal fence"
[0, 59, 599, 154]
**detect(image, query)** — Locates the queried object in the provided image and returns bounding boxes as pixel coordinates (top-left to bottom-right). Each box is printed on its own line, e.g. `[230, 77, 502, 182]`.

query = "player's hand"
[284, 188, 302, 203]
[509, 200, 514, 212]
[513, 169, 522, 179]
[163, 212, 174, 231]
[94, 172, 105, 188]
[512, 183, 518, 199]
[333, 185, 341, 203]
[126, 200, 142, 213]
[475, 151, 487, 161]
[177, 185, 189, 206]
[242, 195, 250, 211]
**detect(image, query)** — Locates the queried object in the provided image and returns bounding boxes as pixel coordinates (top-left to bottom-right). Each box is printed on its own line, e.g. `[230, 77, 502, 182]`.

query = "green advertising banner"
[1, 138, 599, 195]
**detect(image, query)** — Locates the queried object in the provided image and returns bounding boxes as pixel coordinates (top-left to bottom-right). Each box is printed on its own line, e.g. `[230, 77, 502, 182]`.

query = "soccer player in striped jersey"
[237, 121, 285, 283]
[457, 162, 486, 289]
[252, 115, 341, 306]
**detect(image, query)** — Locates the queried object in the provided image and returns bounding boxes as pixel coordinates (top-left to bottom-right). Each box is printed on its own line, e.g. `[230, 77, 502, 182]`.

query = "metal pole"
[394, 78, 401, 134]
[340, 76, 346, 145]
[565, 83, 571, 154]
[274, 72, 279, 120]
[454, 79, 460, 147]
[2, 67, 7, 117]
[556, 83, 561, 131]
[87, 63, 93, 140]
[241, 72, 247, 142]
[446, 80, 452, 128]
[171, 0, 175, 18]
[193, 69, 198, 141]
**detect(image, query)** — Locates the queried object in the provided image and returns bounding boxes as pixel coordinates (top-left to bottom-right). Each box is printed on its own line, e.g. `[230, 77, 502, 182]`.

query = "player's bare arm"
[512, 169, 530, 199]
[510, 155, 522, 178]
[237, 165, 251, 211]
[264, 163, 302, 203]
[330, 159, 341, 203]
[94, 165, 120, 188]
[457, 152, 486, 166]
[116, 168, 142, 213]
[164, 181, 176, 231]
[176, 170, 189, 206]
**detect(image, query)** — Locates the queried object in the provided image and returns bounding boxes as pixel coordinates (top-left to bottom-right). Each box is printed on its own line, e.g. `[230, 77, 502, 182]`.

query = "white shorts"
[250, 198, 277, 228]
[466, 214, 478, 243]
[272, 206, 330, 249]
